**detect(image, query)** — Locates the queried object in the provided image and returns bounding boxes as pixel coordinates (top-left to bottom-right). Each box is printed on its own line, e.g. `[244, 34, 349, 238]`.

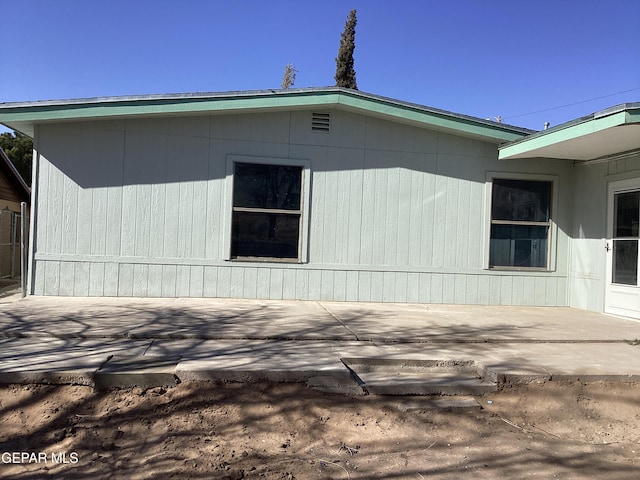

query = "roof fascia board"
[626, 109, 640, 124]
[334, 92, 526, 142]
[498, 110, 629, 160]
[0, 92, 342, 123]
[0, 88, 529, 142]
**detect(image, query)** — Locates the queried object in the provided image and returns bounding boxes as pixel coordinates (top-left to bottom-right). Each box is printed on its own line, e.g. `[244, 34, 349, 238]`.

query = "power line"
[503, 87, 640, 120]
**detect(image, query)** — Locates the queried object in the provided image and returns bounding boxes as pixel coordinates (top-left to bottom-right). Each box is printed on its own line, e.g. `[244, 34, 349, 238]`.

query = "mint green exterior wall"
[569, 152, 640, 312]
[30, 110, 573, 304]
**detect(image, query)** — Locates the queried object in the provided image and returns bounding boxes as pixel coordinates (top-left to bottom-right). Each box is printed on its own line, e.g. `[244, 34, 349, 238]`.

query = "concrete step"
[342, 357, 497, 396]
[94, 355, 181, 390]
[306, 375, 365, 396]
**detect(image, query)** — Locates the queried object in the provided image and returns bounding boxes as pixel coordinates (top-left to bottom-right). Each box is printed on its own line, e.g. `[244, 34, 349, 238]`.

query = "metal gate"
[0, 203, 28, 293]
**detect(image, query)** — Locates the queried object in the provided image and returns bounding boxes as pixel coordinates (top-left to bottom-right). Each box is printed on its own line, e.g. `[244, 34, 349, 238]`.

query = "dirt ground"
[0, 380, 638, 479]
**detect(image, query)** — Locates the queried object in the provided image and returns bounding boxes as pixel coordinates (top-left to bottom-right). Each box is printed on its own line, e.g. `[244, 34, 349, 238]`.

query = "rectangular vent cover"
[311, 112, 331, 132]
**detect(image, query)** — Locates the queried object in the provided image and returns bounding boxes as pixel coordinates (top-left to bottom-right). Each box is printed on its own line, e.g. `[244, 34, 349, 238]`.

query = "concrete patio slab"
[0, 295, 639, 390]
[0, 297, 354, 340]
[321, 302, 640, 342]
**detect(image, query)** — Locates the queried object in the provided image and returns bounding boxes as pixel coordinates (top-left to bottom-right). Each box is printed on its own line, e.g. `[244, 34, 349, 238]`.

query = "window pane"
[233, 163, 302, 210]
[613, 239, 638, 285]
[491, 179, 551, 222]
[614, 191, 640, 238]
[231, 212, 300, 258]
[490, 225, 548, 268]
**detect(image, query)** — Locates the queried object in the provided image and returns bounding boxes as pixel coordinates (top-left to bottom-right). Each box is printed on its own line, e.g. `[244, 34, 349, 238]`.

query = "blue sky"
[1, 0, 639, 132]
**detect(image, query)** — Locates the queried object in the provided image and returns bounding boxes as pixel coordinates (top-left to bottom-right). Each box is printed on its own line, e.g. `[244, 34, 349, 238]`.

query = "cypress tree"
[334, 9, 358, 90]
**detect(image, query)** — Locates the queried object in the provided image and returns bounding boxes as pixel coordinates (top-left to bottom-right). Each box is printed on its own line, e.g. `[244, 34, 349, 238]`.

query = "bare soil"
[0, 380, 638, 479]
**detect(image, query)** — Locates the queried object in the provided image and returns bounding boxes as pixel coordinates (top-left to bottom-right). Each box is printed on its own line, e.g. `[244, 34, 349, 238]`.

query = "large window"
[231, 162, 303, 261]
[489, 178, 552, 269]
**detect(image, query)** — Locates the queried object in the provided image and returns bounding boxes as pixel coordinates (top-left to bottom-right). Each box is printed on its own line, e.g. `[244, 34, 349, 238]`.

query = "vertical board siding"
[269, 269, 283, 299]
[146, 265, 163, 297]
[58, 261, 75, 295]
[257, 268, 271, 299]
[384, 166, 400, 266]
[189, 265, 205, 297]
[420, 164, 437, 267]
[88, 262, 105, 296]
[33, 111, 571, 307]
[430, 273, 443, 303]
[37, 259, 568, 306]
[282, 269, 296, 299]
[333, 270, 347, 302]
[47, 163, 64, 255]
[244, 267, 258, 299]
[345, 271, 359, 301]
[217, 267, 232, 297]
[163, 183, 180, 258]
[229, 267, 244, 298]
[465, 275, 479, 304]
[105, 187, 123, 256]
[91, 188, 108, 256]
[149, 184, 166, 257]
[177, 182, 195, 258]
[346, 165, 364, 264]
[175, 265, 191, 297]
[103, 263, 119, 296]
[43, 261, 60, 295]
[120, 185, 136, 257]
[73, 262, 90, 296]
[133, 264, 149, 297]
[62, 172, 78, 254]
[134, 184, 151, 257]
[202, 266, 217, 297]
[418, 273, 431, 303]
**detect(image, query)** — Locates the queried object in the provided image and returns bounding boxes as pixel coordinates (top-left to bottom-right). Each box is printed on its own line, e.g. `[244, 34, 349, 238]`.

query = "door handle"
[605, 242, 611, 252]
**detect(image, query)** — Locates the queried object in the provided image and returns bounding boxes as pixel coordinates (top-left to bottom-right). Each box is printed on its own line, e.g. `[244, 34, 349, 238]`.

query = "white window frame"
[483, 172, 558, 271]
[223, 155, 311, 263]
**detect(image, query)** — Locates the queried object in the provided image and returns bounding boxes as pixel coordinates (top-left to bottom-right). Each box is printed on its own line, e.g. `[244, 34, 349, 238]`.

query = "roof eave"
[499, 103, 640, 161]
[0, 88, 531, 143]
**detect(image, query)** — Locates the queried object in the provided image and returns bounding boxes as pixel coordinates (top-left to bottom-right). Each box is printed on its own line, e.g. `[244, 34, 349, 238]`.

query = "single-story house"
[0, 146, 30, 277]
[0, 88, 638, 317]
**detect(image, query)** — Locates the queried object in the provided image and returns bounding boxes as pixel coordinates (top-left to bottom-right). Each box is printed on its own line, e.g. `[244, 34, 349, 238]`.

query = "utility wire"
[503, 87, 640, 120]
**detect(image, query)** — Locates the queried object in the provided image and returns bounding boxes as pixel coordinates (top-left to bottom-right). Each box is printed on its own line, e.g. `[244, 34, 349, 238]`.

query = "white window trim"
[483, 172, 559, 271]
[223, 154, 311, 263]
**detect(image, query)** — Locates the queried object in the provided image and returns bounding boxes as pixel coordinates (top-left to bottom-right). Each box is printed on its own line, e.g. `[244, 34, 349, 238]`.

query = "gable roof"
[499, 102, 640, 162]
[0, 147, 30, 204]
[0, 87, 532, 143]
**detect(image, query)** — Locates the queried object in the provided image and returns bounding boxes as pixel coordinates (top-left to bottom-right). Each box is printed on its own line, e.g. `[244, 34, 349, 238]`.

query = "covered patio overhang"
[499, 103, 640, 165]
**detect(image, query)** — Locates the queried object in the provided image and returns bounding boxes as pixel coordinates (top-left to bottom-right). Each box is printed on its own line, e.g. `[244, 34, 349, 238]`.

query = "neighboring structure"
[0, 89, 638, 317]
[0, 147, 30, 278]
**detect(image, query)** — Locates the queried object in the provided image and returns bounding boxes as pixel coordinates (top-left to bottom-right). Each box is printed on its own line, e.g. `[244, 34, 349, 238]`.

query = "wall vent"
[311, 112, 331, 133]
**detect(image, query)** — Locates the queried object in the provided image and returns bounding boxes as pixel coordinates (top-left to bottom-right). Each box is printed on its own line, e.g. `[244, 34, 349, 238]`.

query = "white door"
[605, 178, 640, 318]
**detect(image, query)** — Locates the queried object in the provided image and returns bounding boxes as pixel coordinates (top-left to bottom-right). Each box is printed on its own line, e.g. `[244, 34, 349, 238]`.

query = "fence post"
[21, 202, 26, 298]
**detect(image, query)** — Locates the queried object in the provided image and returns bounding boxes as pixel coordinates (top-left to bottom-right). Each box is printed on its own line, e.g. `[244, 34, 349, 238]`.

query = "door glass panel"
[613, 239, 638, 285]
[614, 191, 640, 238]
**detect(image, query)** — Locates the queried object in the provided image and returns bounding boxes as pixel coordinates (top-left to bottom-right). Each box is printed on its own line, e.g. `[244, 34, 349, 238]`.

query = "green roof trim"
[499, 103, 640, 160]
[0, 87, 531, 142]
